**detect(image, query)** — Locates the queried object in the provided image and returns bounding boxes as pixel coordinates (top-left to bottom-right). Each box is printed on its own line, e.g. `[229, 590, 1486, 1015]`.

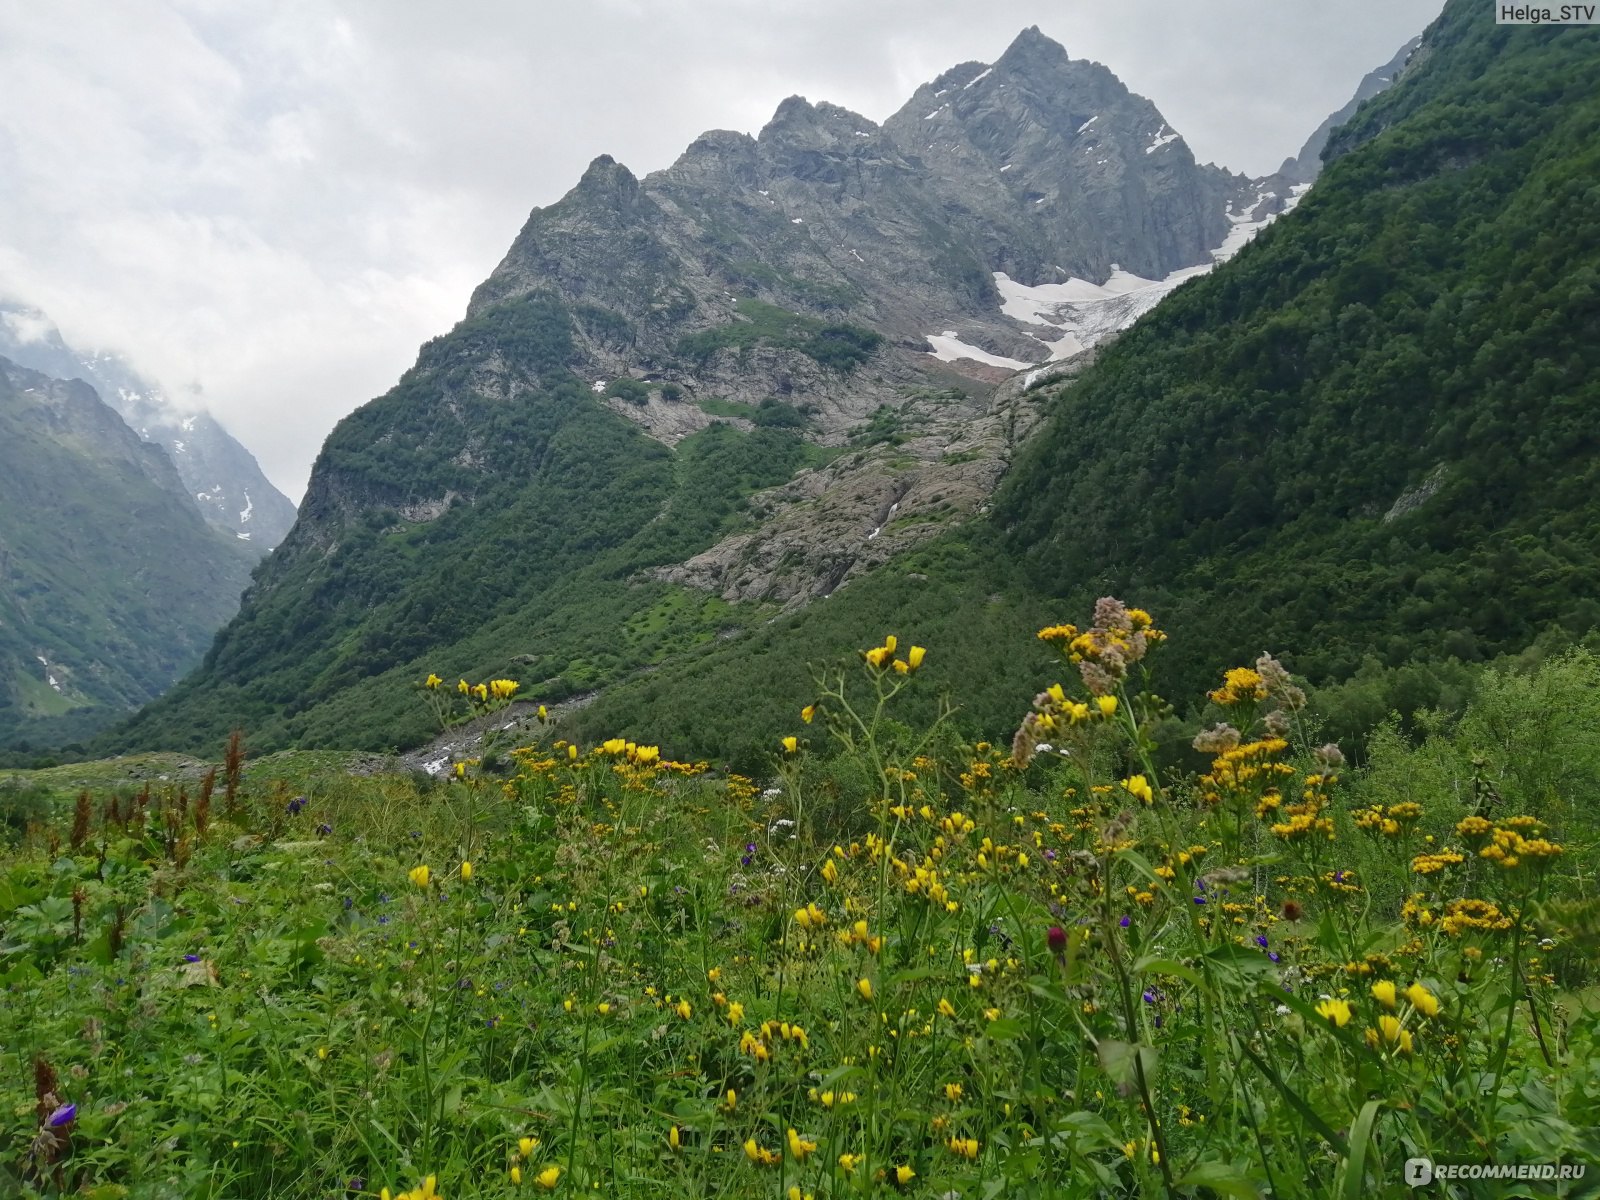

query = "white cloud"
[0, 0, 1443, 501]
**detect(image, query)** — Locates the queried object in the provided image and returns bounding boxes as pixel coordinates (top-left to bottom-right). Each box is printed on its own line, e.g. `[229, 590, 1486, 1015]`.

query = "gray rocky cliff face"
[327, 26, 1354, 613]
[881, 27, 1256, 286]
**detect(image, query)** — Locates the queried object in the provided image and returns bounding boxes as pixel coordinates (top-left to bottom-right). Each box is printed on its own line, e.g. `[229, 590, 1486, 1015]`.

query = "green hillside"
[993, 5, 1600, 699]
[0, 361, 255, 755]
[566, 1, 1600, 765]
[109, 1, 1600, 775]
[110, 295, 840, 755]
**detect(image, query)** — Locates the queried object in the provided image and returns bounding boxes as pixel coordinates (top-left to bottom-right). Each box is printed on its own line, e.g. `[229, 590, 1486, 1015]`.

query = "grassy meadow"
[2, 602, 1597, 1198]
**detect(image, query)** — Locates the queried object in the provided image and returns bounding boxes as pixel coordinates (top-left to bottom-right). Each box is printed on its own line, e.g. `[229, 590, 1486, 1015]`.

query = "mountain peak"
[759, 94, 818, 138]
[999, 25, 1068, 66]
[576, 154, 640, 196]
[758, 95, 879, 150]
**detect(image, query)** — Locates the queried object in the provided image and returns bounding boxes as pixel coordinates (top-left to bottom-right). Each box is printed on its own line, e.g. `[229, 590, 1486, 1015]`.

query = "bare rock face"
[274, 27, 1309, 626]
[881, 27, 1256, 286]
[427, 26, 1307, 611]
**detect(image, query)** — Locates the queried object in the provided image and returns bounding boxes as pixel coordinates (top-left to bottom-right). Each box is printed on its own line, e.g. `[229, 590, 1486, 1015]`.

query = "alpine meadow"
[1, 2, 1598, 1198]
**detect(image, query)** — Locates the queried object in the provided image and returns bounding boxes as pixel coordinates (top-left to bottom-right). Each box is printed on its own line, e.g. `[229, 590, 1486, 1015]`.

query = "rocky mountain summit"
[0, 301, 296, 550]
[431, 27, 1290, 604]
[110, 23, 1434, 755]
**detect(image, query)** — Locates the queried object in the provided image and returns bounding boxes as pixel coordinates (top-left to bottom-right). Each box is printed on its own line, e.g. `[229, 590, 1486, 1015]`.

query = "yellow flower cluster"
[1049, 605, 1163, 673]
[793, 902, 827, 931]
[835, 918, 882, 954]
[1267, 771, 1336, 841]
[1440, 897, 1515, 937]
[809, 1086, 857, 1107]
[1365, 1014, 1414, 1055]
[1411, 849, 1466, 876]
[1198, 738, 1295, 810]
[598, 738, 661, 765]
[1120, 774, 1154, 805]
[1355, 801, 1424, 837]
[739, 1019, 810, 1061]
[904, 863, 952, 909]
[1459, 814, 1564, 869]
[862, 634, 926, 674]
[1208, 667, 1267, 706]
[743, 1137, 781, 1166]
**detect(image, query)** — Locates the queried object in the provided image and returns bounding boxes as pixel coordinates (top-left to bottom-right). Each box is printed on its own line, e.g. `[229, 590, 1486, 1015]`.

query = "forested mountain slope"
[565, 0, 1600, 766]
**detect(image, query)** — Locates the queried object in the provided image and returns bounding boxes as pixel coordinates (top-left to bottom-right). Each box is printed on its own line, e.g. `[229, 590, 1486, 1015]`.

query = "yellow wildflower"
[519, 1137, 538, 1157]
[782, 735, 799, 754]
[895, 1164, 916, 1186]
[1371, 980, 1396, 1009]
[1315, 997, 1351, 1027]
[857, 978, 874, 1002]
[424, 673, 442, 689]
[801, 704, 816, 723]
[744, 1137, 780, 1166]
[534, 1166, 561, 1189]
[668, 1126, 680, 1150]
[1404, 982, 1440, 1018]
[676, 999, 692, 1020]
[908, 645, 927, 670]
[1121, 774, 1154, 805]
[787, 1128, 817, 1160]
[459, 861, 473, 882]
[408, 865, 431, 889]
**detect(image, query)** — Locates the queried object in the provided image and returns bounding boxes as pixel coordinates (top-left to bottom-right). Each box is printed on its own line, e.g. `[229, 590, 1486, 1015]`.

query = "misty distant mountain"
[0, 301, 296, 550]
[0, 356, 255, 750]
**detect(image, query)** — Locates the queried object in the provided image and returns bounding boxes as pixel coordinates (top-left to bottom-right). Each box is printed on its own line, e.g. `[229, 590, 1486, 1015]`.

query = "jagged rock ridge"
[104, 23, 1433, 754]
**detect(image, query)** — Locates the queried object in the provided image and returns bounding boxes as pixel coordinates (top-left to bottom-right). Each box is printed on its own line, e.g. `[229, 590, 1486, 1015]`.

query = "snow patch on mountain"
[1146, 125, 1181, 154]
[923, 332, 1031, 370]
[991, 183, 1309, 368]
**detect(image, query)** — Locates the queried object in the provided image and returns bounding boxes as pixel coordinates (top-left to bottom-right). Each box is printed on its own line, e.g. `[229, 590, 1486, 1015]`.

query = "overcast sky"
[0, 0, 1443, 502]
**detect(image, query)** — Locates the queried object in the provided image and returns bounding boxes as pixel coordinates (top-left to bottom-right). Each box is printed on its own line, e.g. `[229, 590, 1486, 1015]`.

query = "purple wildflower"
[1119, 915, 1131, 928]
[1256, 934, 1269, 949]
[47, 1104, 75, 1128]
[184, 954, 201, 963]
